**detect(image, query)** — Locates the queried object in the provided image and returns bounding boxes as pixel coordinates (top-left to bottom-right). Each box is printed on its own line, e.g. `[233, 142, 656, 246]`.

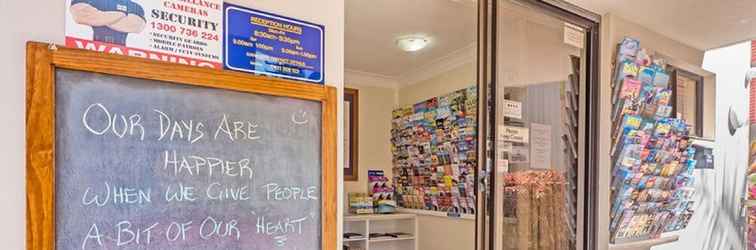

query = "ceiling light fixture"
[396, 36, 430, 52]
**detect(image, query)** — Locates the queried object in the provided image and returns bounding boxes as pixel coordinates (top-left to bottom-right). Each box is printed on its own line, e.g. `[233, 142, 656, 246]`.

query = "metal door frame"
[475, 1, 601, 249]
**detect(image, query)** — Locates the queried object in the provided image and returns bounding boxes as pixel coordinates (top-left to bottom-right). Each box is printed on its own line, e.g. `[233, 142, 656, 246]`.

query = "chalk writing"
[154, 109, 206, 144]
[264, 183, 318, 201]
[256, 215, 308, 235]
[199, 216, 241, 240]
[82, 182, 152, 207]
[162, 150, 254, 179]
[164, 183, 197, 202]
[213, 114, 261, 142]
[81, 103, 145, 140]
[57, 69, 322, 250]
[206, 183, 250, 201]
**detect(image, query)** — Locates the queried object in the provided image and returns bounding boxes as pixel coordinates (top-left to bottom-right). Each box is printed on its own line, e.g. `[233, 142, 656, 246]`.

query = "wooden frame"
[669, 66, 705, 137]
[25, 41, 337, 250]
[343, 88, 359, 181]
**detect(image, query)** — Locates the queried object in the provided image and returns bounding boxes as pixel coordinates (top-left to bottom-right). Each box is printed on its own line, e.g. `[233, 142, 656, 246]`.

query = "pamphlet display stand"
[608, 37, 697, 244]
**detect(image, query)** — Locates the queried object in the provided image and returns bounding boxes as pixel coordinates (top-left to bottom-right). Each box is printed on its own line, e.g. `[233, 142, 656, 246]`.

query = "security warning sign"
[65, 0, 223, 69]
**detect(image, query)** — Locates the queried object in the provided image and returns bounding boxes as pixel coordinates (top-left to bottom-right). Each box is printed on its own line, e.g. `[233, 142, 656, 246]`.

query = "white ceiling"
[566, 0, 756, 50]
[345, 0, 477, 79]
[345, 0, 756, 83]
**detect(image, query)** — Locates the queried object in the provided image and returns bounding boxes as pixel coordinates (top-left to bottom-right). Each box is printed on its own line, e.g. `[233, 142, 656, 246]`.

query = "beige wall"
[1, 0, 344, 248]
[702, 75, 716, 139]
[343, 84, 396, 195]
[398, 62, 477, 106]
[399, 63, 477, 250]
[417, 215, 476, 250]
[599, 14, 715, 250]
[344, 65, 476, 250]
[495, 11, 581, 89]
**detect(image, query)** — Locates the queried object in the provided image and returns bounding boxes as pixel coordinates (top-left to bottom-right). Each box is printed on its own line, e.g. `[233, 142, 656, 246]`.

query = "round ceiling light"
[396, 36, 430, 52]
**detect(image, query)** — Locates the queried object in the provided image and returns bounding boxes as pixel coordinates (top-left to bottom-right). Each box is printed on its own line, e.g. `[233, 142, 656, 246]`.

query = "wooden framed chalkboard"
[26, 42, 337, 250]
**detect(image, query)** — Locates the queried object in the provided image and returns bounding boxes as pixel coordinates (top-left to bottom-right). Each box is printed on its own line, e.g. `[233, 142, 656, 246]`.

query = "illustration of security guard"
[69, 0, 146, 45]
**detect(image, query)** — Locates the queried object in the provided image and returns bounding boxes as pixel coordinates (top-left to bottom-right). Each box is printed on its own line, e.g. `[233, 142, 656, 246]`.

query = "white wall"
[0, 1, 33, 248]
[598, 13, 716, 249]
[653, 41, 751, 250]
[0, 0, 344, 248]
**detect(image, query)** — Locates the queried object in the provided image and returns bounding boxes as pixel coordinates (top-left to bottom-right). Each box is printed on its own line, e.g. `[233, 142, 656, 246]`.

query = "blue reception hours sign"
[224, 4, 325, 84]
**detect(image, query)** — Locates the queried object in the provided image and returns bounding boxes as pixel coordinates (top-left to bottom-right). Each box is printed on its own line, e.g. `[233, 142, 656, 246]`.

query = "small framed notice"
[499, 125, 529, 143]
[563, 22, 585, 49]
[224, 4, 325, 84]
[502, 99, 522, 119]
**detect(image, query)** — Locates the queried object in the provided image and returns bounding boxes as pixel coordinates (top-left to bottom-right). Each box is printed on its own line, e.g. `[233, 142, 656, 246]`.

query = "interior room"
[341, 1, 477, 249]
[341, 1, 594, 249]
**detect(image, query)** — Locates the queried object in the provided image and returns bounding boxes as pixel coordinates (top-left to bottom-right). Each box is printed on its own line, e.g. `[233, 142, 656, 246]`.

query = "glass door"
[476, 1, 599, 249]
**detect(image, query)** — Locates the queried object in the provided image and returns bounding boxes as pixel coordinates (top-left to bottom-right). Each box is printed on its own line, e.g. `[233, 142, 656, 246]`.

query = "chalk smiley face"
[291, 110, 308, 125]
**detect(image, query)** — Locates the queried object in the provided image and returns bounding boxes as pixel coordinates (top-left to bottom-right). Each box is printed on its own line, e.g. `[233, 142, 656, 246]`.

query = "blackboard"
[54, 68, 322, 249]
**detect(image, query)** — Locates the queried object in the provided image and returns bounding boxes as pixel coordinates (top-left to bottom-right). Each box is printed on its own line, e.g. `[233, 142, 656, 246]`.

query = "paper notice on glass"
[498, 125, 529, 143]
[530, 123, 552, 169]
[510, 146, 530, 164]
[563, 22, 585, 49]
[496, 142, 513, 170]
[502, 99, 522, 119]
[497, 159, 509, 174]
[498, 142, 513, 153]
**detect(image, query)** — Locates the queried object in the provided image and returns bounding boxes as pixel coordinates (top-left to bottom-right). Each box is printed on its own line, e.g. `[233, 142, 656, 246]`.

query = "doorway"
[476, 1, 600, 250]
[341, 1, 599, 249]
[343, 1, 478, 250]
